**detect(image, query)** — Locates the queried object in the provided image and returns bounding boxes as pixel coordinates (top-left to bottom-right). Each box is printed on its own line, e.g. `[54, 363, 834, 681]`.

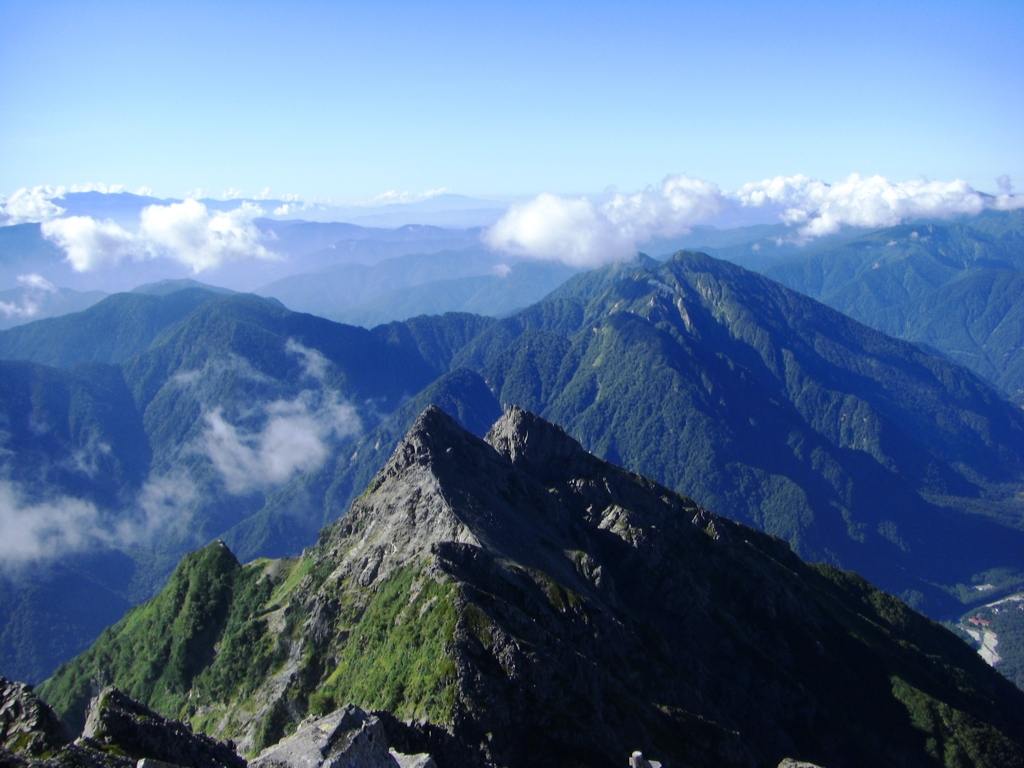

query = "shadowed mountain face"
[38, 407, 1024, 768]
[453, 251, 1024, 615]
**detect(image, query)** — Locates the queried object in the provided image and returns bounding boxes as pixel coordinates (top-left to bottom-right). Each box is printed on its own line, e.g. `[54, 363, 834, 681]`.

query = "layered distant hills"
[0, 220, 577, 328]
[0, 216, 486, 295]
[256, 249, 581, 326]
[5, 247, 1024, 688]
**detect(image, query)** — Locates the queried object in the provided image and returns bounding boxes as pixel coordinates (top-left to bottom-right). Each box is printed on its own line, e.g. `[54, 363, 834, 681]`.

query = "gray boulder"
[0, 678, 70, 758]
[250, 707, 433, 768]
[80, 688, 243, 768]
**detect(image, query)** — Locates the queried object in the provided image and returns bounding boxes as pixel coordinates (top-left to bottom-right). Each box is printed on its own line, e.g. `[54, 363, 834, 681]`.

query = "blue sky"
[2, 0, 1022, 201]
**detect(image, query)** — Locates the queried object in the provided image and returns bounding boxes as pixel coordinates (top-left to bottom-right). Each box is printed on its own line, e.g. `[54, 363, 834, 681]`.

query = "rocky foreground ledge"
[2, 676, 826, 768]
[0, 678, 435, 768]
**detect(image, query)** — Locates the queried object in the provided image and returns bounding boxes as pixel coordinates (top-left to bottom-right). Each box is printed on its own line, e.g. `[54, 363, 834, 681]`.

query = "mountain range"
[4, 248, 1024, 689]
[0, 219, 578, 329]
[763, 210, 1024, 401]
[255, 249, 580, 326]
[0, 218, 486, 295]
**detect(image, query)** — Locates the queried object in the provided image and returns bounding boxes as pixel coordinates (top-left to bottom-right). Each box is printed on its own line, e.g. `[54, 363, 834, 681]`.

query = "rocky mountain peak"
[321, 405, 495, 589]
[484, 404, 597, 484]
[383, 405, 471, 473]
[36, 405, 1024, 768]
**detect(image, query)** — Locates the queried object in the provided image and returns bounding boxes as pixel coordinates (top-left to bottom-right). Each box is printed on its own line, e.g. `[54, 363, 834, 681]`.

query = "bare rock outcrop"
[249, 706, 433, 768]
[80, 688, 243, 768]
[0, 678, 70, 758]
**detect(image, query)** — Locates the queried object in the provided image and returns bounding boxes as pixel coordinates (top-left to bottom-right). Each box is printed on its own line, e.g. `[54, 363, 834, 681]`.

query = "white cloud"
[67, 182, 125, 194]
[0, 300, 36, 320]
[199, 340, 361, 494]
[17, 274, 56, 292]
[1, 187, 66, 225]
[363, 187, 451, 206]
[0, 274, 60, 318]
[734, 174, 988, 238]
[40, 198, 276, 272]
[0, 472, 197, 570]
[138, 198, 273, 271]
[120, 472, 198, 543]
[135, 186, 155, 197]
[0, 482, 104, 567]
[484, 175, 723, 267]
[486, 172, 1024, 265]
[485, 193, 634, 267]
[41, 215, 137, 270]
[286, 337, 330, 380]
[222, 187, 244, 200]
[603, 175, 725, 240]
[994, 195, 1024, 212]
[993, 176, 1024, 211]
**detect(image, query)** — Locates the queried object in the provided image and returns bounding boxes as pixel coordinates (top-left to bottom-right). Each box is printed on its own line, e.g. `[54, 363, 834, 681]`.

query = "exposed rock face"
[250, 705, 433, 768]
[317, 406, 1024, 768]
[0, 679, 248, 768]
[80, 688, 243, 768]
[0, 678, 69, 757]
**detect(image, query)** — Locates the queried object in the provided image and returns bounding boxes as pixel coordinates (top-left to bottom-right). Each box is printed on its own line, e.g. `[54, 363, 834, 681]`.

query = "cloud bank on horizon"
[485, 173, 1024, 267]
[2, 174, 1024, 272]
[39, 198, 274, 273]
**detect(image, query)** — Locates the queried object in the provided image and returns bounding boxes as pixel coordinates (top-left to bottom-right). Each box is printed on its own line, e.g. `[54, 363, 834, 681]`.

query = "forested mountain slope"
[763, 210, 1024, 400]
[5, 252, 1024, 684]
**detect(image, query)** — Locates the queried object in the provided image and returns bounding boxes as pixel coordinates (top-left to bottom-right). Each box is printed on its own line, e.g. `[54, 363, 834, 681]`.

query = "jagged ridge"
[39, 406, 1024, 768]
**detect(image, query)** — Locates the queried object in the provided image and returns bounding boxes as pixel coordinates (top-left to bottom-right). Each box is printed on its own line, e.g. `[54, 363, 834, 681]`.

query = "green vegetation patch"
[187, 564, 279, 706]
[38, 542, 243, 733]
[324, 565, 457, 724]
[892, 676, 1024, 767]
[529, 568, 583, 613]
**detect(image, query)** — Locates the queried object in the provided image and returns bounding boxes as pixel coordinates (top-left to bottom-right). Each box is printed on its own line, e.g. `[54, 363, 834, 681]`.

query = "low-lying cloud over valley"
[0, 339, 361, 569]
[0, 473, 197, 572]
